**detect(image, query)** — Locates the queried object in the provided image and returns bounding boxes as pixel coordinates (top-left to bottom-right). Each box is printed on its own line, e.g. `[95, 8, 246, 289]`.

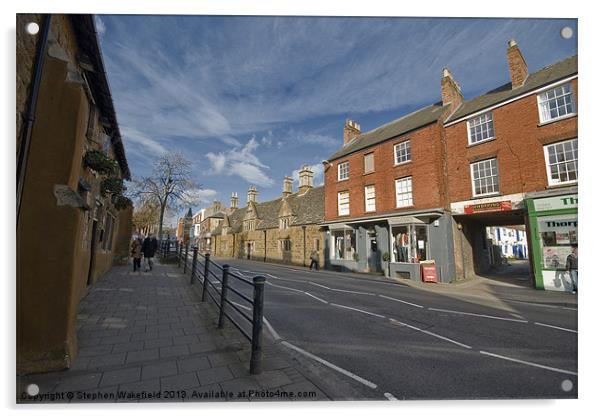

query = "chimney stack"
[247, 186, 258, 204]
[282, 176, 293, 198]
[441, 67, 463, 112]
[298, 165, 314, 194]
[343, 119, 361, 145]
[230, 192, 238, 209]
[507, 39, 528, 89]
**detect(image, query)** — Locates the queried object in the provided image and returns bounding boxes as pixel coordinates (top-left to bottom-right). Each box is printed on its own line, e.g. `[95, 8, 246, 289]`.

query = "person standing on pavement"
[142, 233, 158, 272]
[309, 249, 319, 271]
[130, 235, 143, 272]
[566, 245, 578, 294]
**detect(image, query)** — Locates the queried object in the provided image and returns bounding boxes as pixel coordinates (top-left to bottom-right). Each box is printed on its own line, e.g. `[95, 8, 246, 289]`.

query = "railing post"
[184, 242, 190, 273]
[201, 253, 210, 302]
[218, 265, 230, 328]
[190, 246, 198, 285]
[250, 275, 266, 375]
[177, 241, 183, 267]
[174, 240, 179, 262]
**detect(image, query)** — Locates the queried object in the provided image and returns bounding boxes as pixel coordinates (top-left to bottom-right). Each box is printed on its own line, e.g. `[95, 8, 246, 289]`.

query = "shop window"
[338, 161, 349, 181]
[364, 153, 374, 174]
[365, 185, 376, 212]
[470, 158, 499, 197]
[394, 140, 411, 165]
[391, 224, 428, 263]
[332, 229, 356, 260]
[467, 112, 495, 145]
[395, 177, 413, 208]
[338, 191, 350, 216]
[544, 138, 578, 186]
[538, 215, 577, 270]
[537, 83, 575, 123]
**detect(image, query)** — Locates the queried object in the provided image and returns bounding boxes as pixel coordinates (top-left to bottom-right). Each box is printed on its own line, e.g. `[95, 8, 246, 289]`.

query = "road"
[197, 257, 578, 400]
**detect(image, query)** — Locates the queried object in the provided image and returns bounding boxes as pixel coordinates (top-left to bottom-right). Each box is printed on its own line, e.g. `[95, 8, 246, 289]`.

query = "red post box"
[421, 263, 438, 283]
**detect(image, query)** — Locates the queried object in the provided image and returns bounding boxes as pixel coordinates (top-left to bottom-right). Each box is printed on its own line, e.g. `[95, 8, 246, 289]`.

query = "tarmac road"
[197, 257, 577, 400]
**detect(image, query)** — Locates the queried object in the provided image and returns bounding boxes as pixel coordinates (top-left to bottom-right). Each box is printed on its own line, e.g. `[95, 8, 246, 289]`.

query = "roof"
[328, 103, 448, 161]
[69, 15, 131, 180]
[446, 55, 577, 123]
[211, 186, 325, 235]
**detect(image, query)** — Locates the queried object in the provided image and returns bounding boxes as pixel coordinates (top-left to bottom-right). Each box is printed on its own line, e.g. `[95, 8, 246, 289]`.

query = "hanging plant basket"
[101, 177, 125, 197]
[83, 150, 118, 175]
[112, 194, 132, 210]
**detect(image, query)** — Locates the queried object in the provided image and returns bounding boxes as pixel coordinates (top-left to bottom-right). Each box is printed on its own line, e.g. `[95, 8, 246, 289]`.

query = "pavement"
[16, 261, 349, 403]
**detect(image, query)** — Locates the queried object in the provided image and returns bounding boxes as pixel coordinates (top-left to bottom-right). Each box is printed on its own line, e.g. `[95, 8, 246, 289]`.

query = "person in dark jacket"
[309, 250, 319, 271]
[566, 245, 578, 294]
[142, 233, 158, 271]
[130, 235, 143, 272]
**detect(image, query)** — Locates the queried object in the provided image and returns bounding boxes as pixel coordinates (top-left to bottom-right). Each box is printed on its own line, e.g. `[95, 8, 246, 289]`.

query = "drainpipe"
[302, 225, 307, 267]
[263, 230, 267, 262]
[16, 14, 52, 225]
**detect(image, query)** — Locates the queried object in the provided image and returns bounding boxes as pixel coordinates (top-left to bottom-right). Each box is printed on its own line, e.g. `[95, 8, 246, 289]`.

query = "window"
[394, 140, 411, 165]
[395, 177, 413, 208]
[279, 217, 290, 230]
[365, 185, 376, 212]
[338, 191, 350, 216]
[391, 224, 428, 263]
[471, 158, 499, 197]
[332, 229, 356, 260]
[538, 214, 577, 270]
[313, 238, 320, 251]
[243, 219, 256, 231]
[467, 112, 495, 145]
[538, 83, 575, 123]
[338, 161, 350, 181]
[280, 239, 291, 252]
[364, 153, 374, 174]
[544, 139, 578, 185]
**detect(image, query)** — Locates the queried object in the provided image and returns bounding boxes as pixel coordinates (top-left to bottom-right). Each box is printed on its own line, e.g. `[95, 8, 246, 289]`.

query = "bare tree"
[132, 200, 160, 235]
[131, 152, 198, 240]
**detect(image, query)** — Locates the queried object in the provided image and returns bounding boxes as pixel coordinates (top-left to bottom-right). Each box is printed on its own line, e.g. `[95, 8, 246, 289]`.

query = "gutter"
[17, 14, 52, 225]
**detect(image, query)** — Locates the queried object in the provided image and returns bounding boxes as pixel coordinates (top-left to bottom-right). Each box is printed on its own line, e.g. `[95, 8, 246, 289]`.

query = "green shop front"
[526, 188, 578, 291]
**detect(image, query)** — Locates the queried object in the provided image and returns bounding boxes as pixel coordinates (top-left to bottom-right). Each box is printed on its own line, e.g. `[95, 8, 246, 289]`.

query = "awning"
[388, 216, 427, 225]
[327, 223, 352, 230]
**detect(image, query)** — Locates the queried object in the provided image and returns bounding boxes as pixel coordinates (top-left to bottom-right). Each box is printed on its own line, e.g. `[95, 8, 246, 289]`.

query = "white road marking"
[231, 301, 252, 311]
[427, 308, 529, 323]
[500, 298, 578, 311]
[309, 282, 331, 290]
[384, 392, 398, 401]
[280, 341, 378, 389]
[479, 351, 578, 376]
[266, 281, 305, 294]
[534, 322, 578, 333]
[332, 288, 375, 296]
[389, 318, 472, 349]
[263, 317, 282, 341]
[304, 292, 328, 304]
[330, 303, 385, 318]
[378, 294, 424, 308]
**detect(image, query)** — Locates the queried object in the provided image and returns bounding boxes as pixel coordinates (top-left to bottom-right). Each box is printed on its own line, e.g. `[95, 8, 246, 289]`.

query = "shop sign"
[464, 200, 512, 214]
[533, 194, 578, 212]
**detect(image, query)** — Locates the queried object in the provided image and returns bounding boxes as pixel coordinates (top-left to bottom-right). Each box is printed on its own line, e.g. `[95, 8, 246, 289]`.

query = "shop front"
[525, 189, 578, 291]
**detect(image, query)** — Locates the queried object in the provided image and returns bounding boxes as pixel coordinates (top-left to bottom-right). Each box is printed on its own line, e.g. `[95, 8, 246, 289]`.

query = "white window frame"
[364, 152, 375, 174]
[338, 161, 350, 181]
[395, 177, 413, 208]
[338, 191, 350, 216]
[470, 158, 500, 197]
[466, 111, 495, 145]
[537, 82, 576, 124]
[543, 138, 578, 186]
[394, 140, 411, 165]
[364, 185, 376, 212]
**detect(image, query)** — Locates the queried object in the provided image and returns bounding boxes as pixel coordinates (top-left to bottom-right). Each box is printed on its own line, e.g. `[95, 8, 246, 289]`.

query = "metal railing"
[159, 239, 180, 263]
[171, 242, 266, 375]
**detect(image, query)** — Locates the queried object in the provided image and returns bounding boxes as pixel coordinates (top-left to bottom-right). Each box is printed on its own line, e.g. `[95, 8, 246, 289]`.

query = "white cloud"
[184, 188, 218, 206]
[121, 126, 167, 156]
[94, 16, 106, 36]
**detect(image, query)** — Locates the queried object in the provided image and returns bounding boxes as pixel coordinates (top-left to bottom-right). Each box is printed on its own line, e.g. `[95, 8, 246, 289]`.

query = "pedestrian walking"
[309, 250, 319, 271]
[142, 233, 158, 272]
[566, 245, 578, 294]
[130, 235, 143, 272]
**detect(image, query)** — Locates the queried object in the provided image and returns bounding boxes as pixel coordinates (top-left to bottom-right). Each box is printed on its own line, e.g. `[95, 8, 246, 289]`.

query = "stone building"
[17, 14, 133, 373]
[211, 168, 325, 267]
[196, 200, 229, 254]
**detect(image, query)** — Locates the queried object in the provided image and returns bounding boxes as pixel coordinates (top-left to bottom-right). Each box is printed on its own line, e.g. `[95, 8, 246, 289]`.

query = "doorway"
[367, 231, 381, 273]
[87, 220, 98, 287]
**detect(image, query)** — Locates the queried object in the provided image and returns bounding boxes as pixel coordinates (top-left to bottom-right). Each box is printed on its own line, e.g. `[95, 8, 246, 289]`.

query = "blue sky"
[95, 15, 576, 224]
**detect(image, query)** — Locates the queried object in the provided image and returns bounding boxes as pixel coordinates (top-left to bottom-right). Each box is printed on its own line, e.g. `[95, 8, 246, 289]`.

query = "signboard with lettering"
[464, 200, 512, 214]
[533, 194, 578, 212]
[421, 264, 438, 283]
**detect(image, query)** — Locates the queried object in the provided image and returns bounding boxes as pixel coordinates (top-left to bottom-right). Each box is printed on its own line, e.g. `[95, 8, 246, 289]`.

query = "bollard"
[218, 265, 230, 328]
[250, 275, 266, 375]
[183, 243, 190, 273]
[190, 246, 198, 284]
[201, 253, 210, 302]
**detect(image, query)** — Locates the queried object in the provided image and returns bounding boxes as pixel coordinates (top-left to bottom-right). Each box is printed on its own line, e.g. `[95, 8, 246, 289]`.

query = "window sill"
[394, 161, 412, 167]
[466, 137, 496, 148]
[538, 113, 577, 127]
[395, 205, 415, 210]
[337, 178, 349, 183]
[363, 171, 375, 176]
[470, 193, 501, 200]
[546, 181, 578, 190]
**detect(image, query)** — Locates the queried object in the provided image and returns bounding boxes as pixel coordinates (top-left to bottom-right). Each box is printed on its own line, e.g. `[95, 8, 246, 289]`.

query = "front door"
[246, 242, 251, 260]
[367, 231, 380, 273]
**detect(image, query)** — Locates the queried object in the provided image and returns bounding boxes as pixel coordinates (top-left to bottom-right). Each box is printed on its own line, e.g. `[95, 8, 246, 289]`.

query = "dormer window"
[279, 217, 290, 230]
[243, 219, 256, 231]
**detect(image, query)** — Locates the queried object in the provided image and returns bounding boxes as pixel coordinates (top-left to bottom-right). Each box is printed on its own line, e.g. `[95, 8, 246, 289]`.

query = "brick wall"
[445, 79, 578, 203]
[325, 122, 447, 221]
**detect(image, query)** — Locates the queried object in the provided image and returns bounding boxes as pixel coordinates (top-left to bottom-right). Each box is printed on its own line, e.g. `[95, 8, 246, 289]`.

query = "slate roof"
[327, 103, 448, 161]
[211, 186, 325, 235]
[446, 55, 578, 123]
